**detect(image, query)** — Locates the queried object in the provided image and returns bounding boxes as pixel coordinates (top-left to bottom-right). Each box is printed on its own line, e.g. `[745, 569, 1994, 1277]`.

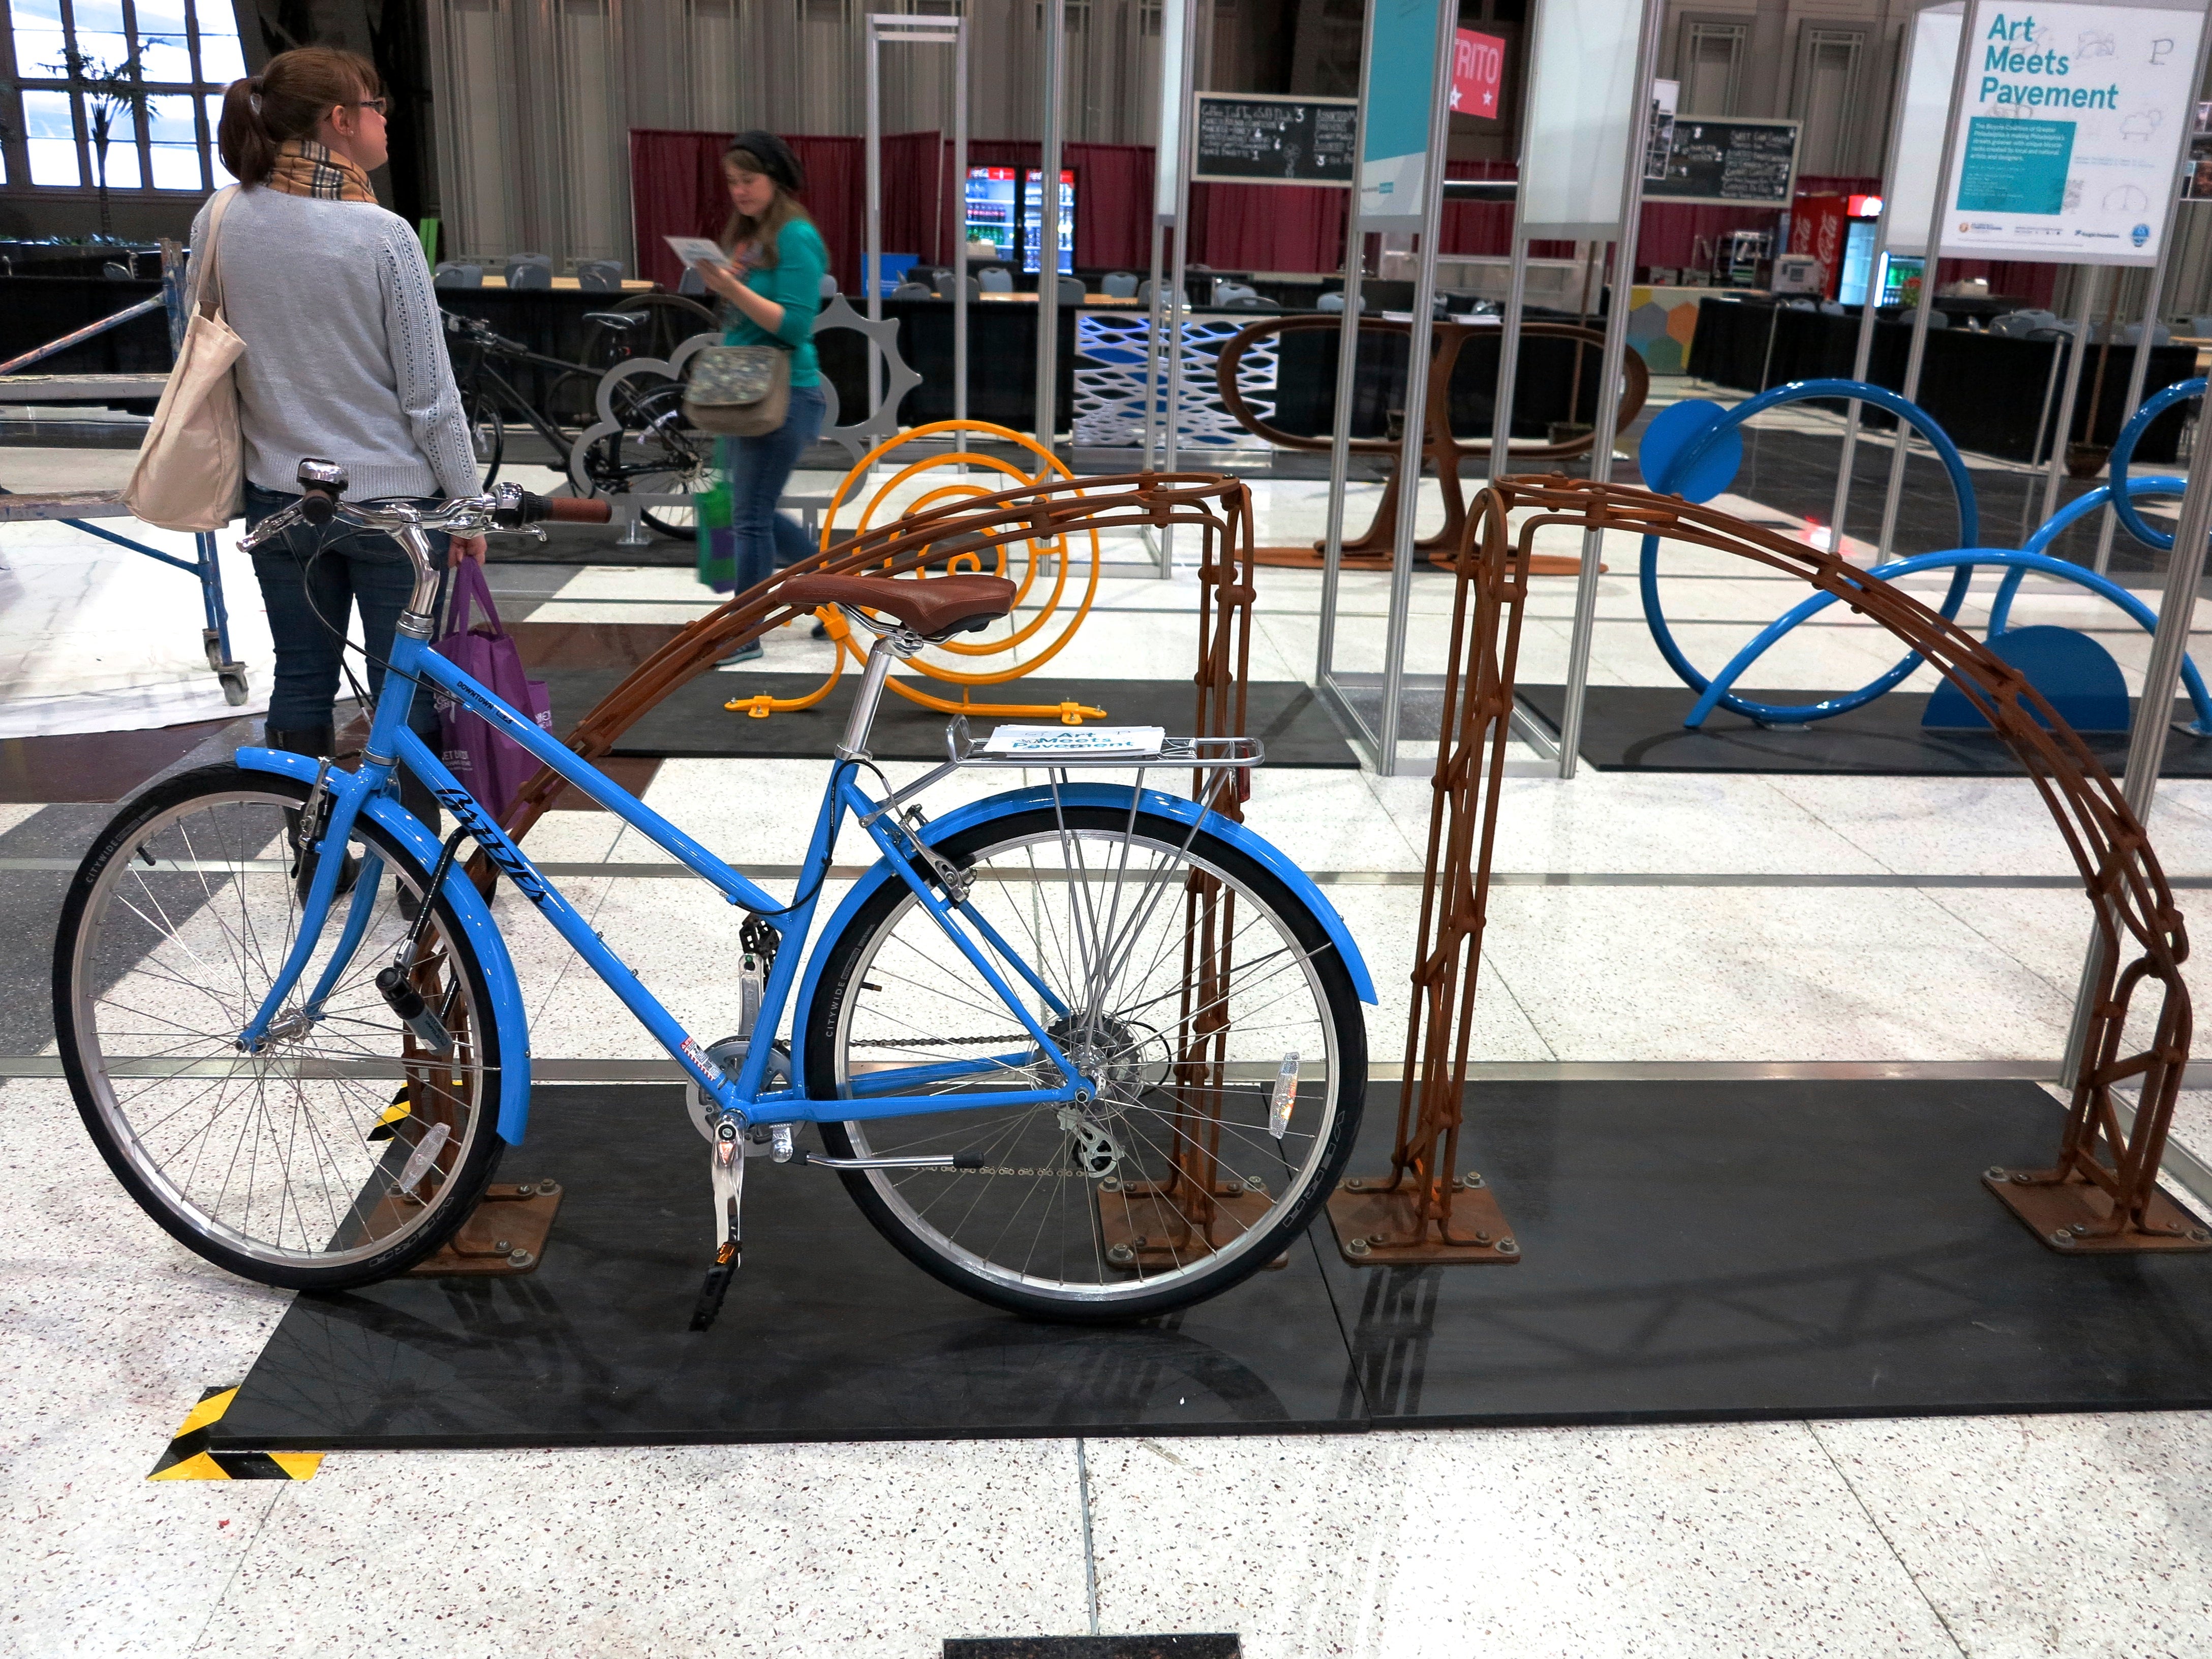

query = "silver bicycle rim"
[66, 786, 492, 1270]
[831, 821, 1344, 1306]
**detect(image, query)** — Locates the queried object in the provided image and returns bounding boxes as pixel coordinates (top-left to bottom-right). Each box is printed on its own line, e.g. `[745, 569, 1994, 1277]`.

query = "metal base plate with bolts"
[1327, 1174, 1521, 1267]
[1983, 1167, 2212, 1254]
[402, 1179, 565, 1275]
[1095, 1178, 1288, 1273]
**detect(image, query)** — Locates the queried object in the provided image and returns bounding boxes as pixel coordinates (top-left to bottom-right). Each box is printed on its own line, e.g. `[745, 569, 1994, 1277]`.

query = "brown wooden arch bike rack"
[497, 472, 1261, 846]
[1338, 473, 2206, 1266]
[1212, 315, 1649, 574]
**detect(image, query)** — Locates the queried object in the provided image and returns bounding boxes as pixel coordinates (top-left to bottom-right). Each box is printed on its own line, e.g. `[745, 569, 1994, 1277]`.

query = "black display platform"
[539, 671, 1360, 767]
[211, 1080, 2212, 1452]
[1517, 683, 2212, 777]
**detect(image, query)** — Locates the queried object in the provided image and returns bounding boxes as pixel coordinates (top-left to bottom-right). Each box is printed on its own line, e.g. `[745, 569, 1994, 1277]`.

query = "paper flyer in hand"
[982, 725, 1168, 759]
[664, 235, 729, 270]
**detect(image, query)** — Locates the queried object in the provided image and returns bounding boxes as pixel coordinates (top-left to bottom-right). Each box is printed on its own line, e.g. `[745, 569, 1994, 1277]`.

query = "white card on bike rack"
[982, 725, 1166, 759]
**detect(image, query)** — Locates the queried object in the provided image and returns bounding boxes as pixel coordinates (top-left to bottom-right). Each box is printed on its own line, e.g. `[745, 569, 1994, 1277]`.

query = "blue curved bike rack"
[1637, 379, 1980, 726]
[2105, 375, 2206, 552]
[1638, 375, 2210, 733]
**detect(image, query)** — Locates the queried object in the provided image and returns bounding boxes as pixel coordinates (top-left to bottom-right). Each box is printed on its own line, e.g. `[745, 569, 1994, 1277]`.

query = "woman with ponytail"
[686, 131, 830, 663]
[198, 46, 480, 846]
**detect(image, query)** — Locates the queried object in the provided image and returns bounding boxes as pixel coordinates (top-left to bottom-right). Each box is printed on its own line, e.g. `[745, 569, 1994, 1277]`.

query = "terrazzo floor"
[6, 407, 2212, 1656]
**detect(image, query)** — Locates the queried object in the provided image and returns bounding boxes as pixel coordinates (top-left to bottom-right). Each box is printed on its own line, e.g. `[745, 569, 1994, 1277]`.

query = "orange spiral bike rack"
[1339, 473, 2203, 1266]
[719, 419, 1116, 729]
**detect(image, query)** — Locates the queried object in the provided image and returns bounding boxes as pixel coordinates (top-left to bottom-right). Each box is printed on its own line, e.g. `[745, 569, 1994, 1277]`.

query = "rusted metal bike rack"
[1212, 316, 1648, 573]
[1333, 473, 2205, 1265]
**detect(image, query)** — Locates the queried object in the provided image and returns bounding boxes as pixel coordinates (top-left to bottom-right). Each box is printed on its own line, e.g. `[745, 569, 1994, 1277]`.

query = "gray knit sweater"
[188, 187, 478, 503]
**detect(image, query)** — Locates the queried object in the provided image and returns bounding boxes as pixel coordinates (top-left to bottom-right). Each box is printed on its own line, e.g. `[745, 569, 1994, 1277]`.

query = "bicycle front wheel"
[52, 765, 508, 1290]
[804, 804, 1366, 1322]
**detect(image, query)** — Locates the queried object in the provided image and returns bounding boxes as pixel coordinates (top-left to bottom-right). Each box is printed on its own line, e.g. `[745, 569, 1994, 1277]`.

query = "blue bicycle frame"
[232, 621, 1095, 1141]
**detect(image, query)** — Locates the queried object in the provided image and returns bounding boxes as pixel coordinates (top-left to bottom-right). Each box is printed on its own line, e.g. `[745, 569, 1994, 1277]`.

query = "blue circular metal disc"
[1636, 399, 1742, 503]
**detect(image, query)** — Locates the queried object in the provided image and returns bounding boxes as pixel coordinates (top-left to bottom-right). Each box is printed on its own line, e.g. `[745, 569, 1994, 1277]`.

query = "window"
[2, 0, 248, 194]
[1793, 26, 1866, 176]
[1679, 20, 1746, 116]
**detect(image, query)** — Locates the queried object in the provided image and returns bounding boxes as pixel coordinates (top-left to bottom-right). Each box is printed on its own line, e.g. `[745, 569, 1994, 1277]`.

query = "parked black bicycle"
[444, 293, 716, 538]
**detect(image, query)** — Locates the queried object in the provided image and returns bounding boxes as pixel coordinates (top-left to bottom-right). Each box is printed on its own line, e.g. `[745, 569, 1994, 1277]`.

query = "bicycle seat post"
[837, 617, 924, 762]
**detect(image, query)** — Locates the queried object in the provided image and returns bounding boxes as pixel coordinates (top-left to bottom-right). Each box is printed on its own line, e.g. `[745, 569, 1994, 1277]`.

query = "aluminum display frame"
[864, 12, 967, 434]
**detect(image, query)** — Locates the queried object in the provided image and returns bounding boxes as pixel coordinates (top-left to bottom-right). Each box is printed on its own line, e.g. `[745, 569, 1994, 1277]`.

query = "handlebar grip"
[299, 491, 338, 526]
[538, 494, 611, 524]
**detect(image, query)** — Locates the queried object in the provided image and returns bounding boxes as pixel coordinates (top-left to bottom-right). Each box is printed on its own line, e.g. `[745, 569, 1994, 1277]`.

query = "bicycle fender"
[790, 782, 1375, 1079]
[233, 747, 535, 1144]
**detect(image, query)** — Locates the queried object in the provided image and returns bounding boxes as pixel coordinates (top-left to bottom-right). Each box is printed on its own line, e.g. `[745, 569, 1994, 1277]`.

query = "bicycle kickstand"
[690, 1111, 745, 1331]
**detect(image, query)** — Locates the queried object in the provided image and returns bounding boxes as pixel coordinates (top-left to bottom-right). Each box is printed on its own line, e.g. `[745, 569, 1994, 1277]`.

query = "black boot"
[267, 725, 359, 905]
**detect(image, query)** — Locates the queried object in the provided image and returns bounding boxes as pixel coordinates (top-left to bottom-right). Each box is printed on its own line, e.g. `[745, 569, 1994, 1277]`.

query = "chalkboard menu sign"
[1191, 93, 1358, 187]
[1644, 117, 1800, 207]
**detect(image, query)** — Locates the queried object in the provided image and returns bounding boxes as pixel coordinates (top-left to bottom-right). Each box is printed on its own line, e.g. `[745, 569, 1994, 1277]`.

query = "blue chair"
[434, 262, 483, 289]
[978, 266, 1014, 294]
[575, 260, 624, 293]
[1101, 271, 1139, 298]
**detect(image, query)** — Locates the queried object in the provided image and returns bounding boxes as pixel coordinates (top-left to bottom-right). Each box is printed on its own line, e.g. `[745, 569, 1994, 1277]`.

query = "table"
[1687, 296, 2197, 463]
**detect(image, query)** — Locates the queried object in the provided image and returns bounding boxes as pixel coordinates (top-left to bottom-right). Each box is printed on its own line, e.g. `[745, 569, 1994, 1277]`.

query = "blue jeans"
[714, 381, 827, 594]
[243, 482, 449, 748]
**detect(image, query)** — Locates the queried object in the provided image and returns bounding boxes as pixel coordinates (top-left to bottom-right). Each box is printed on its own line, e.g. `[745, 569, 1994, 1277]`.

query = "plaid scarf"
[264, 138, 378, 203]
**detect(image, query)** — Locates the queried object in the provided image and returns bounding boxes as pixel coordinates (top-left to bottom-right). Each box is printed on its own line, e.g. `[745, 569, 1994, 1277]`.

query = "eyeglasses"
[355, 98, 390, 116]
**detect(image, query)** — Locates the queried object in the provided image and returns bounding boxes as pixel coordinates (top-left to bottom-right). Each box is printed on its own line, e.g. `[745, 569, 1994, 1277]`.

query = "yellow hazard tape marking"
[147, 1385, 321, 1482]
[368, 1086, 412, 1142]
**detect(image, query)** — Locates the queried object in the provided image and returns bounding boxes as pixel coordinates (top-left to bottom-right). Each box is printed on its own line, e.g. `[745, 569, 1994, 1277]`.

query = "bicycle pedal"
[689, 1242, 740, 1331]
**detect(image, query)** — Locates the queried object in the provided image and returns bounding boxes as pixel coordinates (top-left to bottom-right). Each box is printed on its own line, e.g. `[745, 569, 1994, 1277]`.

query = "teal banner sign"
[1359, 0, 1446, 227]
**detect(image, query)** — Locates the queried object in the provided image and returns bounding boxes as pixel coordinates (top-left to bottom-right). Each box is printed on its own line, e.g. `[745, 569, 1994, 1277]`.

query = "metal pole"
[1825, 42, 1916, 556]
[2040, 268, 2100, 526]
[1142, 216, 1164, 471]
[1875, 11, 1978, 560]
[866, 21, 884, 416]
[1315, 209, 1368, 692]
[954, 16, 969, 432]
[1160, 0, 1199, 567]
[1033, 0, 1068, 456]
[1484, 233, 1530, 487]
[2059, 384, 2212, 1085]
[1553, 0, 1666, 781]
[1373, 0, 1463, 772]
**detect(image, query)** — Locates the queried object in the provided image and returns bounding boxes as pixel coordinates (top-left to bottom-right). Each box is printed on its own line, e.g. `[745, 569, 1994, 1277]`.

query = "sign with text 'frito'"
[1453, 28, 1506, 120]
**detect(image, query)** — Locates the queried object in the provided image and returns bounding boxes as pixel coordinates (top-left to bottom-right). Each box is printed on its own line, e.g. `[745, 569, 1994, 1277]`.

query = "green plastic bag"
[694, 476, 736, 590]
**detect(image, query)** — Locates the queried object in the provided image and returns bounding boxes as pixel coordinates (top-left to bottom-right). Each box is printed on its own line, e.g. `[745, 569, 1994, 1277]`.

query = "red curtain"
[629, 129, 734, 290]
[1067, 142, 1153, 271]
[1186, 181, 1349, 273]
[876, 131, 943, 279]
[628, 129, 894, 293]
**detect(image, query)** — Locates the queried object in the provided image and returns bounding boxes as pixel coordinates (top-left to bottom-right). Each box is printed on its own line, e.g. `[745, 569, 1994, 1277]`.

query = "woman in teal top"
[688, 131, 831, 660]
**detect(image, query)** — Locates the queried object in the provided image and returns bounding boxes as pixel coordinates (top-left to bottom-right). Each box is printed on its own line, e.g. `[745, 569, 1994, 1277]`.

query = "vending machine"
[1022, 169, 1076, 274]
[964, 166, 1018, 263]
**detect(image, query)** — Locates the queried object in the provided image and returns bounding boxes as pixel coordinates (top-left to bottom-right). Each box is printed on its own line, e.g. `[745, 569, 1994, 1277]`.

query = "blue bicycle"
[54, 463, 1373, 1325]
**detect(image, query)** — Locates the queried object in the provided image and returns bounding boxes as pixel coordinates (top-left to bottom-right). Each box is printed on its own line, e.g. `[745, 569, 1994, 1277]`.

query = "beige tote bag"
[123, 186, 244, 532]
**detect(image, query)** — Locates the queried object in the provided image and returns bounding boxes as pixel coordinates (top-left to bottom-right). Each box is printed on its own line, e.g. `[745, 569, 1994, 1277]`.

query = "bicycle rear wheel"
[583, 380, 710, 539]
[804, 804, 1365, 1322]
[52, 765, 507, 1290]
[466, 388, 505, 487]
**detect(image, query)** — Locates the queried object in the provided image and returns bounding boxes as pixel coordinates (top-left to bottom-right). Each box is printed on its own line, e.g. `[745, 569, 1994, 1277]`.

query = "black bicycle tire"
[805, 804, 1366, 1323]
[53, 764, 508, 1292]
[607, 381, 710, 539]
[466, 386, 506, 488]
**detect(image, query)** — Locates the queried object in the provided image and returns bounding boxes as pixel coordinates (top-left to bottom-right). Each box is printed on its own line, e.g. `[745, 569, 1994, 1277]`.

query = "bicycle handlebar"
[243, 463, 612, 616]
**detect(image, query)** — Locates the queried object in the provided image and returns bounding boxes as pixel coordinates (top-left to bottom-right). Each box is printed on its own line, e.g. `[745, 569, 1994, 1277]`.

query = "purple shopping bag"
[433, 560, 553, 818]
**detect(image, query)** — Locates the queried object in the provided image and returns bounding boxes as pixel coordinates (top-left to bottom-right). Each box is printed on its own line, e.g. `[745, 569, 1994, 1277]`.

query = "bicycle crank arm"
[690, 1114, 746, 1332]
